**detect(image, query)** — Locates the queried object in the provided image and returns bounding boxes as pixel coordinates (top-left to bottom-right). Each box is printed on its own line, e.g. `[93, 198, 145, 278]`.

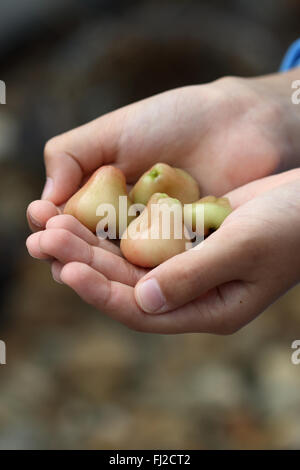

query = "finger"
[39, 229, 146, 286]
[46, 214, 121, 256]
[51, 260, 64, 284]
[60, 262, 145, 330]
[26, 232, 53, 260]
[225, 168, 300, 209]
[42, 112, 124, 205]
[134, 226, 252, 314]
[60, 262, 257, 334]
[27, 200, 60, 232]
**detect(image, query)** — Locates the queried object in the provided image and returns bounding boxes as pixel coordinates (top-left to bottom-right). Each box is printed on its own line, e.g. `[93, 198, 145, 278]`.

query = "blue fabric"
[280, 38, 300, 71]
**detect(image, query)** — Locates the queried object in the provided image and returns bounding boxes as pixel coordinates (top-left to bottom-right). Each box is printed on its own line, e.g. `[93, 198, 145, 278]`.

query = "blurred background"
[0, 0, 300, 449]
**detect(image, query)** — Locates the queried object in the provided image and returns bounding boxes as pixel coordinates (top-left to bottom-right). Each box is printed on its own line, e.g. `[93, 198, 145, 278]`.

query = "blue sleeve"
[280, 38, 300, 71]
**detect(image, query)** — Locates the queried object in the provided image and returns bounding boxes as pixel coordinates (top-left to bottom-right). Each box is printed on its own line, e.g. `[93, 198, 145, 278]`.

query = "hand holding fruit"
[62, 161, 231, 268]
[28, 72, 300, 233]
[27, 172, 300, 333]
[26, 70, 300, 334]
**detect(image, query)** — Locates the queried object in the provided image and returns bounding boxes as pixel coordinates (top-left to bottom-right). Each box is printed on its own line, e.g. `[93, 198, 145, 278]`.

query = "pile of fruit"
[64, 163, 232, 268]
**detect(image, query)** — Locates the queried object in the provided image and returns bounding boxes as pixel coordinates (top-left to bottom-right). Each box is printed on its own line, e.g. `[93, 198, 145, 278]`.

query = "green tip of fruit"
[157, 193, 168, 198]
[148, 168, 160, 179]
[169, 197, 180, 204]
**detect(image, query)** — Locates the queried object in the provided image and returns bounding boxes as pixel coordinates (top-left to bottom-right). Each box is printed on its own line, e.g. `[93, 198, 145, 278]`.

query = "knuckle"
[214, 75, 243, 90]
[126, 261, 143, 285]
[41, 228, 71, 252]
[39, 231, 55, 253]
[46, 214, 75, 230]
[55, 228, 73, 246]
[217, 74, 236, 84]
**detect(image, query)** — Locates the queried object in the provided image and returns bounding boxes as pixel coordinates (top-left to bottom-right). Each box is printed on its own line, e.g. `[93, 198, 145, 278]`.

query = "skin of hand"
[26, 169, 300, 334]
[27, 69, 300, 232]
[26, 69, 300, 333]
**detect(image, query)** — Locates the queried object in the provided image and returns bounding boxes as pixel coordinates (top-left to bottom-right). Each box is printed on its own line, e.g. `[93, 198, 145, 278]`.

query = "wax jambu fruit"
[121, 193, 189, 268]
[64, 165, 132, 235]
[184, 195, 232, 236]
[129, 163, 200, 206]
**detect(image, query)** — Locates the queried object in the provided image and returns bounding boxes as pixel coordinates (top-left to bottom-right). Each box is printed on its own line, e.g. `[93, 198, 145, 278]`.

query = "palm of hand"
[27, 171, 300, 334]
[26, 77, 298, 334]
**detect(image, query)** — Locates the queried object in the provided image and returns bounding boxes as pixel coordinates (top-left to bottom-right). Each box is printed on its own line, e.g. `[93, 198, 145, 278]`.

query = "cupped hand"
[27, 70, 300, 231]
[26, 169, 300, 334]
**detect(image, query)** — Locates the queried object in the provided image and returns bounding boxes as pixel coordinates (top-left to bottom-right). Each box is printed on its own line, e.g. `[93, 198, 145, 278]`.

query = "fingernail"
[52, 268, 63, 284]
[28, 213, 42, 228]
[41, 177, 53, 200]
[136, 278, 166, 313]
[51, 262, 63, 284]
[53, 273, 63, 284]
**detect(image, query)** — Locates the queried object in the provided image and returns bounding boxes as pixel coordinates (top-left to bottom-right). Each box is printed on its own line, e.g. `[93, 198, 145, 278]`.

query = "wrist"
[252, 69, 300, 171]
[277, 69, 300, 171]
